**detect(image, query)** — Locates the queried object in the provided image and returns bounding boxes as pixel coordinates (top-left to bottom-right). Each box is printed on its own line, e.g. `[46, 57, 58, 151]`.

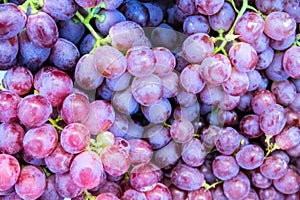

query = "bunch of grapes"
[0, 0, 300, 199]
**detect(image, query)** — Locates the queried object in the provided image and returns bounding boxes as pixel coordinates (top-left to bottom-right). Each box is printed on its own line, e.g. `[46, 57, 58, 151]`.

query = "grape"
[258, 186, 285, 200]
[273, 168, 300, 194]
[106, 72, 131, 92]
[283, 0, 300, 23]
[211, 185, 227, 200]
[260, 155, 288, 180]
[250, 33, 270, 53]
[239, 114, 263, 138]
[143, 4, 163, 27]
[170, 118, 195, 143]
[236, 144, 264, 170]
[286, 192, 300, 200]
[188, 187, 212, 200]
[121, 189, 146, 200]
[109, 21, 146, 52]
[58, 20, 85, 45]
[60, 93, 91, 124]
[222, 68, 249, 96]
[17, 94, 52, 128]
[95, 193, 120, 200]
[70, 151, 104, 189]
[95, 9, 126, 36]
[0, 36, 18, 67]
[131, 74, 163, 106]
[215, 127, 241, 155]
[79, 33, 97, 55]
[183, 15, 210, 35]
[229, 42, 258, 72]
[20, 150, 46, 166]
[144, 183, 172, 200]
[270, 33, 295, 51]
[26, 11, 59, 48]
[0, 154, 20, 191]
[94, 45, 127, 79]
[181, 138, 206, 167]
[126, 46, 156, 77]
[100, 145, 131, 177]
[0, 91, 20, 123]
[2, 191, 23, 200]
[234, 12, 264, 43]
[176, 0, 197, 15]
[109, 113, 129, 138]
[123, 120, 144, 140]
[259, 103, 286, 136]
[153, 141, 181, 169]
[201, 125, 222, 151]
[255, 0, 285, 14]
[212, 155, 239, 181]
[256, 46, 274, 70]
[141, 98, 171, 124]
[223, 171, 250, 200]
[169, 185, 187, 200]
[195, 0, 224, 15]
[283, 46, 300, 78]
[49, 38, 80, 71]
[170, 163, 204, 191]
[250, 169, 272, 189]
[199, 53, 232, 85]
[174, 100, 200, 121]
[40, 175, 63, 200]
[150, 23, 179, 50]
[264, 11, 296, 41]
[0, 3, 27, 40]
[247, 69, 262, 92]
[102, 0, 123, 10]
[265, 52, 289, 81]
[160, 71, 179, 98]
[15, 165, 46, 200]
[60, 123, 90, 154]
[82, 100, 115, 135]
[217, 109, 238, 126]
[33, 66, 73, 107]
[130, 163, 160, 192]
[251, 90, 276, 115]
[208, 2, 235, 32]
[111, 87, 139, 115]
[44, 143, 74, 174]
[120, 1, 149, 27]
[199, 84, 224, 106]
[182, 33, 214, 64]
[143, 125, 172, 150]
[180, 64, 206, 94]
[55, 172, 83, 198]
[74, 0, 101, 8]
[152, 47, 176, 76]
[0, 122, 24, 155]
[275, 126, 300, 150]
[128, 139, 153, 165]
[286, 142, 300, 157]
[42, 0, 77, 20]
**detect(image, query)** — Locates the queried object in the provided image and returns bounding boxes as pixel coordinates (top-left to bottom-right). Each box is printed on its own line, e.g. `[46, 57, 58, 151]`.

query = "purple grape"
[0, 91, 20, 123]
[180, 64, 206, 94]
[239, 114, 263, 138]
[79, 33, 97, 55]
[42, 0, 77, 20]
[160, 71, 179, 98]
[265, 52, 289, 81]
[120, 1, 149, 27]
[212, 155, 240, 181]
[223, 172, 251, 200]
[0, 122, 25, 155]
[236, 144, 265, 170]
[0, 154, 20, 191]
[111, 87, 139, 115]
[250, 33, 270, 53]
[195, 0, 224, 15]
[152, 47, 176, 76]
[247, 69, 262, 92]
[215, 127, 241, 155]
[40, 175, 64, 200]
[270, 33, 295, 51]
[250, 169, 272, 189]
[102, 0, 123, 10]
[58, 19, 85, 44]
[121, 189, 147, 200]
[170, 118, 195, 143]
[275, 126, 300, 150]
[92, 181, 122, 198]
[283, 0, 300, 23]
[0, 3, 26, 40]
[256, 46, 274, 70]
[251, 89, 276, 115]
[141, 98, 172, 124]
[255, 0, 285, 14]
[208, 2, 235, 32]
[26, 11, 59, 48]
[143, 2, 164, 27]
[95, 193, 120, 200]
[55, 172, 83, 198]
[74, 0, 101, 8]
[183, 15, 210, 35]
[15, 165, 46, 200]
[144, 183, 172, 200]
[283, 46, 300, 78]
[0, 36, 18, 68]
[222, 68, 249, 96]
[181, 138, 206, 167]
[70, 151, 104, 189]
[260, 155, 288, 180]
[259, 186, 285, 200]
[154, 141, 181, 169]
[171, 163, 204, 191]
[176, 0, 197, 15]
[128, 139, 153, 165]
[143, 125, 172, 150]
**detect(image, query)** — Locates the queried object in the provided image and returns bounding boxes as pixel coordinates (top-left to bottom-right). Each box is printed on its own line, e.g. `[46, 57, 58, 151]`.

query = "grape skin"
[283, 46, 300, 78]
[0, 91, 20, 123]
[0, 154, 20, 191]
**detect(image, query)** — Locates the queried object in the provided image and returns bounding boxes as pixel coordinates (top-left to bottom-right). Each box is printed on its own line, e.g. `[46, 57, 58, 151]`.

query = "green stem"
[84, 190, 96, 200]
[3, 0, 8, 3]
[0, 80, 6, 91]
[75, 11, 101, 41]
[294, 34, 300, 47]
[203, 180, 224, 191]
[48, 118, 64, 131]
[264, 135, 280, 157]
[227, 0, 239, 13]
[247, 5, 266, 19]
[163, 122, 171, 128]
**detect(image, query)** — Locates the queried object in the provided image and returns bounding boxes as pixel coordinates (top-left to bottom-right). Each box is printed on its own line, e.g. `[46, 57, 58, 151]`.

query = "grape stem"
[264, 135, 280, 157]
[48, 118, 64, 131]
[3, 0, 8, 3]
[214, 0, 248, 55]
[84, 190, 96, 200]
[0, 80, 6, 91]
[203, 179, 223, 191]
[294, 34, 300, 47]
[18, 0, 43, 14]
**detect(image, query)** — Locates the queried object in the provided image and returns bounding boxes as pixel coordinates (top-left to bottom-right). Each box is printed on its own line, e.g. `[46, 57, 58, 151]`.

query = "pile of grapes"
[1, 0, 300, 199]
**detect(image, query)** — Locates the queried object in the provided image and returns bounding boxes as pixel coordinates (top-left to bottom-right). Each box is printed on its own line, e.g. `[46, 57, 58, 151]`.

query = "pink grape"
[283, 46, 300, 78]
[0, 91, 20, 123]
[0, 154, 20, 191]
[0, 122, 25, 154]
[141, 98, 172, 124]
[170, 118, 194, 143]
[40, 175, 63, 200]
[250, 169, 272, 189]
[188, 187, 212, 200]
[152, 47, 176, 76]
[223, 172, 251, 200]
[121, 189, 146, 200]
[70, 151, 104, 189]
[273, 168, 300, 194]
[15, 165, 46, 200]
[111, 87, 139, 115]
[181, 138, 206, 167]
[55, 172, 83, 198]
[106, 71, 132, 92]
[60, 123, 90, 154]
[144, 183, 172, 200]
[143, 124, 172, 150]
[95, 193, 120, 200]
[239, 114, 263, 138]
[195, 0, 224, 15]
[275, 126, 300, 150]
[251, 90, 277, 115]
[128, 139, 153, 165]
[160, 71, 179, 98]
[260, 155, 288, 180]
[179, 64, 206, 94]
[215, 127, 241, 155]
[222, 68, 249, 96]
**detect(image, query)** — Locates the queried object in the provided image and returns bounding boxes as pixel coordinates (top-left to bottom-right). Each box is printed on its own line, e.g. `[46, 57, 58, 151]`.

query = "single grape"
[264, 11, 296, 41]
[150, 23, 179, 50]
[0, 122, 25, 155]
[283, 0, 300, 23]
[0, 154, 20, 191]
[60, 123, 90, 154]
[79, 33, 97, 55]
[265, 52, 289, 81]
[15, 165, 46, 200]
[0, 36, 18, 69]
[0, 91, 20, 123]
[283, 46, 300, 78]
[44, 143, 74, 174]
[247, 69, 263, 92]
[152, 47, 176, 76]
[195, 0, 224, 15]
[183, 15, 210, 35]
[188, 187, 212, 200]
[256, 46, 274, 70]
[176, 0, 197, 15]
[143, 124, 172, 150]
[182, 33, 214, 64]
[94, 45, 127, 79]
[236, 144, 264, 170]
[160, 71, 179, 98]
[170, 163, 204, 191]
[40, 175, 64, 200]
[111, 87, 139, 115]
[275, 126, 300, 150]
[102, 0, 123, 10]
[212, 155, 240, 181]
[26, 11, 59, 48]
[120, 1, 149, 27]
[121, 189, 146, 200]
[153, 141, 181, 169]
[95, 193, 120, 200]
[106, 71, 131, 92]
[208, 2, 235, 32]
[255, 0, 285, 14]
[270, 32, 295, 51]
[239, 114, 263, 138]
[251, 89, 276, 115]
[223, 171, 251, 200]
[180, 64, 206, 94]
[58, 19, 85, 44]
[258, 186, 285, 200]
[169, 185, 188, 200]
[260, 155, 288, 180]
[250, 33, 270, 53]
[222, 68, 249, 96]
[199, 84, 224, 106]
[170, 118, 194, 143]
[49, 38, 80, 71]
[174, 100, 200, 121]
[182, 138, 206, 167]
[0, 3, 27, 40]
[42, 0, 77, 20]
[215, 127, 241, 155]
[250, 169, 272, 189]
[144, 183, 172, 200]
[141, 98, 171, 124]
[54, 172, 83, 198]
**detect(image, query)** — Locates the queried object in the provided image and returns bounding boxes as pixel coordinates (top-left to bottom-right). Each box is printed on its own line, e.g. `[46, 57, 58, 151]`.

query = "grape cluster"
[1, 0, 300, 199]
